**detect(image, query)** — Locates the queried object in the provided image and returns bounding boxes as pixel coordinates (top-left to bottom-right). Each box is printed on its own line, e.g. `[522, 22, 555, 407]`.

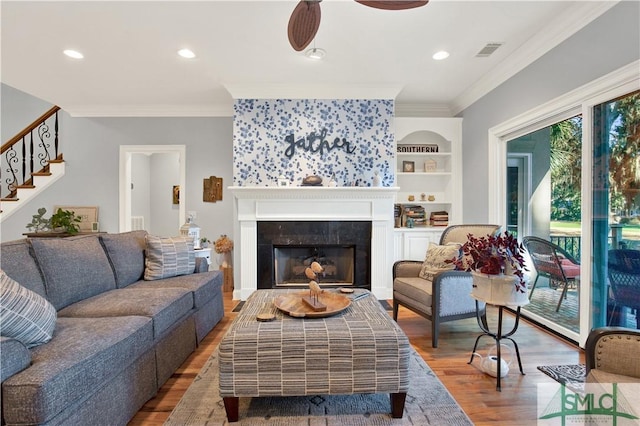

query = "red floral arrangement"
[448, 231, 528, 293]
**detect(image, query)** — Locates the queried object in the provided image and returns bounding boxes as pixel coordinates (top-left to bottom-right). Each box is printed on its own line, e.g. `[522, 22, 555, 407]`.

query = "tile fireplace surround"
[230, 187, 399, 300]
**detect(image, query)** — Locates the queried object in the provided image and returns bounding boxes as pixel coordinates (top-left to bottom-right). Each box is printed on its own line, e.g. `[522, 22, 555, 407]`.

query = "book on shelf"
[402, 204, 427, 227]
[430, 211, 449, 227]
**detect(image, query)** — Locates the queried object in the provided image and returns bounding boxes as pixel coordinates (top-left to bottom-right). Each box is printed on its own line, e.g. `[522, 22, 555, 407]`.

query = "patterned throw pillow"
[144, 235, 196, 280]
[0, 269, 57, 348]
[418, 243, 462, 281]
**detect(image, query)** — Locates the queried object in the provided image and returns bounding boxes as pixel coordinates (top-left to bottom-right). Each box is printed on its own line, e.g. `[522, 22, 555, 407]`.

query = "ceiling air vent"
[476, 42, 503, 58]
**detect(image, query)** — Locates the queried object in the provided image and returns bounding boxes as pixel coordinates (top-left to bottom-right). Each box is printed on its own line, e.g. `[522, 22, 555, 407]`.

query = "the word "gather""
[284, 129, 356, 159]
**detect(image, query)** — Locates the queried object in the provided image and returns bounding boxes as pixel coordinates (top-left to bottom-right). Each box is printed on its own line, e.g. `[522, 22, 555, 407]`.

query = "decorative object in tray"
[273, 260, 352, 318]
[273, 291, 352, 318]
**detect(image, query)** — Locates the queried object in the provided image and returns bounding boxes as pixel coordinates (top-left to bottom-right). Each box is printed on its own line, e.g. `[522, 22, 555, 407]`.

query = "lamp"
[180, 215, 201, 249]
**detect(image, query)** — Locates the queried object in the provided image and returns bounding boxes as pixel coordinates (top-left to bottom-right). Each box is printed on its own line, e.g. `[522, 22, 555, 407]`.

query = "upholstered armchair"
[585, 327, 640, 383]
[392, 224, 501, 348]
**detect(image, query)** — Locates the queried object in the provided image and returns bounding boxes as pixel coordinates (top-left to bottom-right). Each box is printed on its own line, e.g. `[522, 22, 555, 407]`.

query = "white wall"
[149, 152, 180, 236]
[459, 1, 640, 223]
[131, 153, 151, 229]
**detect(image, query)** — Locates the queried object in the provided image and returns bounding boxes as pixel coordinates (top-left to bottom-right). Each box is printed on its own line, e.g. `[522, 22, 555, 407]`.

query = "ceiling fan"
[287, 0, 429, 51]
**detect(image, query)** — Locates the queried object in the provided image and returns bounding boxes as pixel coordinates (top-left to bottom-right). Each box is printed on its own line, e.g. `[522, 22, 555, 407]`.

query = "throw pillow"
[0, 269, 57, 348]
[144, 235, 196, 280]
[419, 243, 462, 281]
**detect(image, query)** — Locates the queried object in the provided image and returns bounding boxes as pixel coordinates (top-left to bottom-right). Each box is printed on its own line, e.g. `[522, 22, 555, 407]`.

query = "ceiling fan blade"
[288, 1, 322, 51]
[355, 1, 428, 10]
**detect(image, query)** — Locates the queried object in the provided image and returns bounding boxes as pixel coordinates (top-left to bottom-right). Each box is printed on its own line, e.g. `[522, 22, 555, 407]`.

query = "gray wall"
[460, 1, 640, 223]
[1, 87, 234, 243]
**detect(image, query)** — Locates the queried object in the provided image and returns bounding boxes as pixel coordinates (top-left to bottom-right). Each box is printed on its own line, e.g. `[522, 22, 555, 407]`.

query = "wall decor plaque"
[203, 176, 223, 202]
[397, 144, 439, 153]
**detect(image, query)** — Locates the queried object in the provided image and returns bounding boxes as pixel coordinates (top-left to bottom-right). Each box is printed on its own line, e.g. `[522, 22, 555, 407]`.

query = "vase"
[218, 252, 232, 269]
[470, 271, 529, 307]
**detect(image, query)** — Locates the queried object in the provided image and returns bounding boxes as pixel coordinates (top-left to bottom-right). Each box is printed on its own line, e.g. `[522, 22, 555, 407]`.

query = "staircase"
[0, 106, 65, 221]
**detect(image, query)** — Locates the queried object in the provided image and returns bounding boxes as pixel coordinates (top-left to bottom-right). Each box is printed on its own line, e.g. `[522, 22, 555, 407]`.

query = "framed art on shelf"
[402, 161, 415, 173]
[53, 206, 98, 232]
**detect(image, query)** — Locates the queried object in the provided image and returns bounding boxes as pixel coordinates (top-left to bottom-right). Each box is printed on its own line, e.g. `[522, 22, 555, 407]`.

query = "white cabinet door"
[404, 233, 430, 261]
[394, 228, 446, 261]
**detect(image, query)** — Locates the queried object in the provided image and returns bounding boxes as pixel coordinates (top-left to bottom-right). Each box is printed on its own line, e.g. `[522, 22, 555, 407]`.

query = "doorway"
[119, 145, 186, 234]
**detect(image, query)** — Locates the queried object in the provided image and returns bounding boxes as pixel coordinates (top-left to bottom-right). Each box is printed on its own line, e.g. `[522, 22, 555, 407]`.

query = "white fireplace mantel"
[230, 186, 399, 300]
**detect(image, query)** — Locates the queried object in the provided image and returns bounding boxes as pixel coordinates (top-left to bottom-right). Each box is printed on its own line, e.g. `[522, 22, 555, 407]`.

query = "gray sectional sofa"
[0, 231, 224, 425]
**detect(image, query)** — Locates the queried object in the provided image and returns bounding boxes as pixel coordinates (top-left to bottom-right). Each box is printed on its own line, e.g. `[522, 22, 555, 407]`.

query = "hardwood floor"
[129, 291, 584, 425]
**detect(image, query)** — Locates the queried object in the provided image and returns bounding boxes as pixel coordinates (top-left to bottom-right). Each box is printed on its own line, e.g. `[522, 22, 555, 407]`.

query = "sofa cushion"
[0, 239, 46, 297]
[0, 336, 31, 382]
[100, 231, 148, 288]
[393, 276, 433, 314]
[30, 236, 117, 310]
[57, 287, 193, 338]
[128, 270, 222, 309]
[419, 243, 461, 281]
[1, 316, 153, 425]
[144, 235, 195, 280]
[0, 270, 57, 348]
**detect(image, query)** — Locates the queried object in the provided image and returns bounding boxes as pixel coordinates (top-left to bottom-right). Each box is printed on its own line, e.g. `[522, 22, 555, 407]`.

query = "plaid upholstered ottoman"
[218, 289, 410, 422]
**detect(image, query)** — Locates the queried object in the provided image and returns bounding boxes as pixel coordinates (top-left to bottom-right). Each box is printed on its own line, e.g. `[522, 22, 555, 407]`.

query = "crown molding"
[394, 103, 453, 118]
[449, 1, 618, 115]
[224, 83, 402, 101]
[64, 104, 234, 118]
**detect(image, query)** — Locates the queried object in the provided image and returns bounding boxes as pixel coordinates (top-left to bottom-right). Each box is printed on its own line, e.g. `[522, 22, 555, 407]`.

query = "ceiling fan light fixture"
[178, 48, 196, 59]
[432, 50, 450, 60]
[305, 47, 326, 60]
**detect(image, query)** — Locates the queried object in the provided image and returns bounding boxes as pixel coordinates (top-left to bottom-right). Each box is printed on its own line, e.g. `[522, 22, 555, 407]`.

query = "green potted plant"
[200, 237, 211, 248]
[26, 207, 83, 234]
[50, 208, 83, 234]
[26, 207, 51, 233]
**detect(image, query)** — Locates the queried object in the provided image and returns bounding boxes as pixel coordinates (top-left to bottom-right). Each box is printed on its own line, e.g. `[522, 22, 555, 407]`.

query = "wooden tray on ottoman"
[273, 291, 351, 318]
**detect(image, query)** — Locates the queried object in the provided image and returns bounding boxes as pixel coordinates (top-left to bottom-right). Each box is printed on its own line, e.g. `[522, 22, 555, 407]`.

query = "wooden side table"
[222, 266, 233, 292]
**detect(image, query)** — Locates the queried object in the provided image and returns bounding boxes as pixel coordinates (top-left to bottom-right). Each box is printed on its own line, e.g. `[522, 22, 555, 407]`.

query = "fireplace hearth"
[257, 221, 371, 290]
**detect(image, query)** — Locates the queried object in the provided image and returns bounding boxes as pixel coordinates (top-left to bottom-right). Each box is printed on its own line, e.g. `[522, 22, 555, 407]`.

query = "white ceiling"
[1, 1, 616, 117]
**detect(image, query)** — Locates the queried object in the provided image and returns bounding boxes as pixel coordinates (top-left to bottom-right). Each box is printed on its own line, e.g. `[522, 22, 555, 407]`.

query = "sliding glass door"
[591, 91, 640, 330]
[507, 117, 582, 338]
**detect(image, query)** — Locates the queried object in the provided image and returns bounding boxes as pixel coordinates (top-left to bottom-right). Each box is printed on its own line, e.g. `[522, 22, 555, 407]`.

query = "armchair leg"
[393, 300, 399, 321]
[528, 276, 539, 300]
[556, 281, 569, 312]
[432, 318, 439, 348]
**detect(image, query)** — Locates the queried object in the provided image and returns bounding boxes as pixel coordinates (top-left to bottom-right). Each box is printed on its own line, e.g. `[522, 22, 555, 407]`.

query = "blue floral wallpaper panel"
[233, 99, 395, 187]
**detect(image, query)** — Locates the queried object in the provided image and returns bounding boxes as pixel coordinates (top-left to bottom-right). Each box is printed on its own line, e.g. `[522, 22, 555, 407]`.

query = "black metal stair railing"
[1, 106, 61, 199]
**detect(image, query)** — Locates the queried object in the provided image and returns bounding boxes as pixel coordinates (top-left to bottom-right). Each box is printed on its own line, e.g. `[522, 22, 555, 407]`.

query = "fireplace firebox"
[257, 221, 371, 290]
[274, 245, 355, 287]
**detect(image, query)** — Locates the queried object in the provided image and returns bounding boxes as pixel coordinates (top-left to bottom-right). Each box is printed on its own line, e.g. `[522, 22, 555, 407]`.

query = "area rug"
[165, 347, 472, 425]
[537, 364, 586, 394]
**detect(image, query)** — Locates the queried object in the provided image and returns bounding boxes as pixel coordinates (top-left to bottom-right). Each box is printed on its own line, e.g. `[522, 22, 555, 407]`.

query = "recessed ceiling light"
[432, 51, 450, 61]
[63, 49, 84, 59]
[304, 47, 326, 60]
[178, 49, 196, 59]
